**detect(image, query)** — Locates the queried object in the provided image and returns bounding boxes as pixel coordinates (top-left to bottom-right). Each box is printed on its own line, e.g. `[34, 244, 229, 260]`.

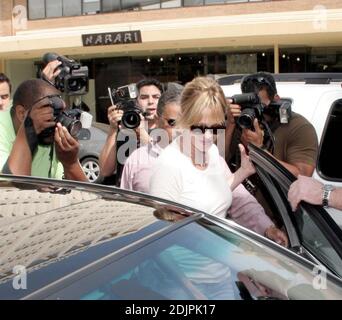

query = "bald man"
[0, 78, 87, 181]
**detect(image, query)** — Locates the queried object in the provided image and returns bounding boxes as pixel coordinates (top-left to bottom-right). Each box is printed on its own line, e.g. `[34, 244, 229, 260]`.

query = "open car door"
[248, 144, 342, 279]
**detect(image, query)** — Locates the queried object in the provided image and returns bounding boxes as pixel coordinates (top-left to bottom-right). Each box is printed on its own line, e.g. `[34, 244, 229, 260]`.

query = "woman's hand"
[239, 143, 256, 178]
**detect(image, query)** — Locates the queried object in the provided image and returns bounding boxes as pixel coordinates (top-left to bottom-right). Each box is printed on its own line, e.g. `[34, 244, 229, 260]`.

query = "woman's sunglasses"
[190, 124, 226, 135]
[161, 116, 177, 127]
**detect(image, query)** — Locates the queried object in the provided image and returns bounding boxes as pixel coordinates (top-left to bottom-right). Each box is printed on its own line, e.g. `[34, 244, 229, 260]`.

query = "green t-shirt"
[0, 107, 64, 179]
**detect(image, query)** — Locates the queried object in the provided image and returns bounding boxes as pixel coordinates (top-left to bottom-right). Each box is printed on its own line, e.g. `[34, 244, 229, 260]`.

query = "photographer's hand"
[55, 123, 87, 181]
[135, 114, 150, 145]
[42, 60, 62, 84]
[29, 103, 56, 134]
[107, 105, 123, 131]
[241, 119, 264, 148]
[228, 102, 242, 120]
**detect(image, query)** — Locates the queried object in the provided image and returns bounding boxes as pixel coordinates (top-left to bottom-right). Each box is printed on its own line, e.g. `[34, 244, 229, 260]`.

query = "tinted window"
[255, 166, 342, 278]
[318, 99, 342, 181]
[44, 219, 341, 300]
[293, 207, 342, 277]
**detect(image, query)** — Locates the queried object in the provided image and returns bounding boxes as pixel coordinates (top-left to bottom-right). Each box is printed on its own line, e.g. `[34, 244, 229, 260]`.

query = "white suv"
[218, 73, 342, 225]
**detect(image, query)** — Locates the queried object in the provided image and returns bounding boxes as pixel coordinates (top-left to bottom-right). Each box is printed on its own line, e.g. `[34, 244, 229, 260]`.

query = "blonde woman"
[149, 76, 256, 218]
[150, 77, 287, 244]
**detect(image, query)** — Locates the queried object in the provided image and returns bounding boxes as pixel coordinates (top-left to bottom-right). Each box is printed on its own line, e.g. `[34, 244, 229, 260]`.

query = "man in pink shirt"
[120, 87, 288, 246]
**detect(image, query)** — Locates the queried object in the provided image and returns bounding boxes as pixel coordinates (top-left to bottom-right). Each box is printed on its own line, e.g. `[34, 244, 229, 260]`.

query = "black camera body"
[111, 84, 142, 129]
[38, 96, 82, 144]
[42, 52, 89, 96]
[231, 93, 264, 130]
[231, 93, 292, 130]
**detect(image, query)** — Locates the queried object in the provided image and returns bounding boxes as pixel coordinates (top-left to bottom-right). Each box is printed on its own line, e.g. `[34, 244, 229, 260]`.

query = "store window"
[83, 0, 101, 14]
[161, 0, 182, 8]
[121, 0, 161, 11]
[184, 0, 204, 6]
[28, 0, 45, 19]
[63, 0, 82, 16]
[46, 0, 62, 17]
[102, 0, 121, 12]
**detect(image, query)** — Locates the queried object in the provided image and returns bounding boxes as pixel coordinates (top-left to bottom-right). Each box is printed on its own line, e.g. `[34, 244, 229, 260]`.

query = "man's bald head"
[12, 79, 61, 111]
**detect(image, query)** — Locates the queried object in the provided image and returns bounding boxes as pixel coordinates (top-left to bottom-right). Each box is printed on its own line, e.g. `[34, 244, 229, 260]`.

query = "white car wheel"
[81, 157, 101, 183]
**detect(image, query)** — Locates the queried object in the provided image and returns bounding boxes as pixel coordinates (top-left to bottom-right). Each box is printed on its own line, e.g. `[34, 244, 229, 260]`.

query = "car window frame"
[317, 98, 342, 182]
[249, 144, 342, 275]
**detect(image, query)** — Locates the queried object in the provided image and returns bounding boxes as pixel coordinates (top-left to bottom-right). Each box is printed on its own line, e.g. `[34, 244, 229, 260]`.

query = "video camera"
[110, 84, 143, 129]
[230, 93, 292, 130]
[42, 52, 89, 96]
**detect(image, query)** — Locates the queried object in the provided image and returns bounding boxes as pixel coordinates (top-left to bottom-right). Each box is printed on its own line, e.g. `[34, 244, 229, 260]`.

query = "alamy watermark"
[12, 265, 27, 290]
[312, 5, 327, 31]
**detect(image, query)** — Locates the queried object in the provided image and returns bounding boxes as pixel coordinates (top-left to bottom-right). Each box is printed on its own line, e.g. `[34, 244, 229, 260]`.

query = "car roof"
[220, 74, 342, 123]
[218, 73, 342, 86]
[0, 174, 205, 298]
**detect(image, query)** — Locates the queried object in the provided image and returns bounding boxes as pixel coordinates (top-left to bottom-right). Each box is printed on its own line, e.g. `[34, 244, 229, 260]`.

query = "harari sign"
[82, 31, 142, 46]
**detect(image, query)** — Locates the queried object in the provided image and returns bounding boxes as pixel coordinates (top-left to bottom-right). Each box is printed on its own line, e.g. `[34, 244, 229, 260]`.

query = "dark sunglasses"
[190, 124, 226, 135]
[161, 116, 176, 127]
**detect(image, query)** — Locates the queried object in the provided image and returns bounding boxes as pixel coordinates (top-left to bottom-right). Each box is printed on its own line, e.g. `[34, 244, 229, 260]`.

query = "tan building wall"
[0, 0, 342, 62]
[1, 0, 342, 106]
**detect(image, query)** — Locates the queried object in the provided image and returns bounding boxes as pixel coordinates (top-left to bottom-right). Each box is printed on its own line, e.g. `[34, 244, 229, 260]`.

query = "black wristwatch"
[322, 184, 335, 209]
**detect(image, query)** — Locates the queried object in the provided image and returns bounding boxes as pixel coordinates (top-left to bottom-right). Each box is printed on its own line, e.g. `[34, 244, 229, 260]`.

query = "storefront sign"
[82, 30, 142, 46]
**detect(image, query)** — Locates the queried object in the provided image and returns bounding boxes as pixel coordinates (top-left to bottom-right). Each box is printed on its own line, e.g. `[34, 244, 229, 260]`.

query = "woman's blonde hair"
[177, 76, 227, 128]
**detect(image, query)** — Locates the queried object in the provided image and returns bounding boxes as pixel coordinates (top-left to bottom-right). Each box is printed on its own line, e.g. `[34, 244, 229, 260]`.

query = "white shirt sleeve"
[120, 158, 133, 191]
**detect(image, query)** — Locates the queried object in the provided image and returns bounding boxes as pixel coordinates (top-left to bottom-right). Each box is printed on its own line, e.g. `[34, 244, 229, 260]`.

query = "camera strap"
[24, 114, 39, 156]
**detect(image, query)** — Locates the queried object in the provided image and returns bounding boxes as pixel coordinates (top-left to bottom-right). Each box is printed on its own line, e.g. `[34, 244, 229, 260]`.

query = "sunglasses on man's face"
[190, 124, 226, 135]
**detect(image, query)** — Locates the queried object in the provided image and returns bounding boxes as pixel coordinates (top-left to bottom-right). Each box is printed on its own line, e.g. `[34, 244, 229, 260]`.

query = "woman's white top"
[149, 137, 232, 218]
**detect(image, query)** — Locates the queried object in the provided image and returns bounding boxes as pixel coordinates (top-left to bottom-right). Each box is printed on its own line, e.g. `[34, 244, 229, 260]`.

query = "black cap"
[241, 72, 277, 98]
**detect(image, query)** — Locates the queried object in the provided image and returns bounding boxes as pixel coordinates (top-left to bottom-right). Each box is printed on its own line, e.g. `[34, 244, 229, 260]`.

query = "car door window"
[249, 145, 342, 278]
[41, 219, 342, 300]
[263, 173, 342, 278]
[294, 206, 342, 277]
[318, 99, 342, 181]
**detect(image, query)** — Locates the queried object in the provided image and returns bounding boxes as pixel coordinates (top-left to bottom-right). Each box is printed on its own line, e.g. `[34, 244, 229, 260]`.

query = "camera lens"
[237, 108, 256, 129]
[68, 120, 82, 137]
[67, 77, 87, 92]
[122, 110, 141, 129]
[58, 114, 82, 137]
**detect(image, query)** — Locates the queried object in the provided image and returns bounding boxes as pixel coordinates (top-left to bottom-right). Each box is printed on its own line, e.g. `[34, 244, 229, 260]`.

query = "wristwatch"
[322, 184, 335, 209]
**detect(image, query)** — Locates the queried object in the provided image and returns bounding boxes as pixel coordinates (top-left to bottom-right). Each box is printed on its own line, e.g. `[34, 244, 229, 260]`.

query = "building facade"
[1, 0, 342, 121]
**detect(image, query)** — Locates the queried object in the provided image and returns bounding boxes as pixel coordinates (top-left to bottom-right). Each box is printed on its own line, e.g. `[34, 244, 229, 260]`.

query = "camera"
[42, 52, 89, 96]
[230, 93, 292, 129]
[38, 95, 83, 144]
[231, 93, 264, 130]
[111, 84, 143, 129]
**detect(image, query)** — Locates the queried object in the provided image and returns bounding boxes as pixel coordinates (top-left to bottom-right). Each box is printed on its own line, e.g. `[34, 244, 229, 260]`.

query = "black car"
[0, 145, 341, 300]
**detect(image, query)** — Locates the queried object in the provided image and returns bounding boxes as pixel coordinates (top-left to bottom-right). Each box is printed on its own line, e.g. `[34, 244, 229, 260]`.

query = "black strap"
[48, 145, 54, 178]
[24, 115, 39, 156]
[2, 160, 13, 174]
